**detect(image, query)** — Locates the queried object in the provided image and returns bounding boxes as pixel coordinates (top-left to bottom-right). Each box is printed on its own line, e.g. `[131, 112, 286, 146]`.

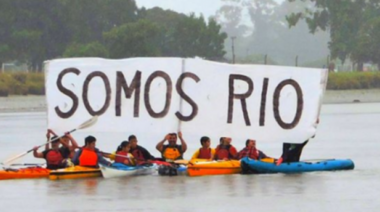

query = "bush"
[0, 83, 9, 96]
[27, 82, 45, 95]
[327, 71, 380, 90]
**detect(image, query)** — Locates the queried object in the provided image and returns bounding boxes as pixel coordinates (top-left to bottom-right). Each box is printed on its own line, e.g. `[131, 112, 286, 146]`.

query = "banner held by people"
[45, 58, 327, 145]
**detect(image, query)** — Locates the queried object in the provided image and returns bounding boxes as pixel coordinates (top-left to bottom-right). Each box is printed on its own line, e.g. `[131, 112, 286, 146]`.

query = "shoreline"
[1, 89, 380, 113]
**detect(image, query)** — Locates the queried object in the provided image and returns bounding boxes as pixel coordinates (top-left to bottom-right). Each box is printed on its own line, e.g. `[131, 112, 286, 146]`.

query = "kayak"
[187, 160, 241, 177]
[101, 163, 157, 179]
[0, 167, 50, 180]
[240, 157, 355, 174]
[49, 166, 101, 180]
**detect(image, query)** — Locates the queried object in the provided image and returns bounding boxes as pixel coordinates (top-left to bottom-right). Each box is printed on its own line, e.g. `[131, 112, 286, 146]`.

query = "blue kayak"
[101, 163, 156, 178]
[240, 157, 355, 174]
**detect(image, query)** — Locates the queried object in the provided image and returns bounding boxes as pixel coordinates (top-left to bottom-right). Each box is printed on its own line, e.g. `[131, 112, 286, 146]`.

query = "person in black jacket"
[128, 135, 155, 164]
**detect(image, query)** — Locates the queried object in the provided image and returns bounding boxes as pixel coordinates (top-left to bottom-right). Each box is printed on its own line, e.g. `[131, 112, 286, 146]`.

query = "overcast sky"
[136, 0, 285, 20]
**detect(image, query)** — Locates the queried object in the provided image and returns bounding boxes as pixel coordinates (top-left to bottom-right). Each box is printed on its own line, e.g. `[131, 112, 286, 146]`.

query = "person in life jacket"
[191, 136, 215, 160]
[214, 137, 237, 160]
[114, 141, 135, 166]
[128, 135, 155, 164]
[72, 136, 111, 168]
[236, 139, 268, 160]
[33, 129, 78, 170]
[156, 132, 187, 162]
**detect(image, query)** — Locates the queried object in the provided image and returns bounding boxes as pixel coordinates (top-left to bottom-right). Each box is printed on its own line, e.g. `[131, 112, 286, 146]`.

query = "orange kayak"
[0, 167, 50, 180]
[49, 166, 101, 180]
[187, 160, 241, 177]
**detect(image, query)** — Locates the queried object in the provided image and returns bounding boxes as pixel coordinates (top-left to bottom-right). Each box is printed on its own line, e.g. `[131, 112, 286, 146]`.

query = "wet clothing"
[161, 145, 183, 162]
[42, 147, 70, 170]
[129, 145, 155, 161]
[237, 147, 267, 160]
[191, 148, 215, 159]
[72, 147, 109, 167]
[214, 145, 237, 160]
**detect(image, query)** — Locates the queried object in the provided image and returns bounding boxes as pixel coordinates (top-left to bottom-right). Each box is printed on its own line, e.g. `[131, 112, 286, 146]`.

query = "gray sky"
[136, 0, 285, 21]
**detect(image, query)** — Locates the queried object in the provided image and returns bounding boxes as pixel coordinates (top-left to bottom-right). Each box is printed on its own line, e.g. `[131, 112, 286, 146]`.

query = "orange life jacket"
[79, 148, 98, 167]
[198, 148, 211, 159]
[162, 145, 182, 161]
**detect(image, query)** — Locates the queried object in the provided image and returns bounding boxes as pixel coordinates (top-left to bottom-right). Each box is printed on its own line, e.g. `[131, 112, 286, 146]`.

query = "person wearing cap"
[128, 135, 155, 164]
[236, 139, 268, 160]
[214, 137, 237, 160]
[156, 132, 187, 162]
[72, 136, 111, 167]
[191, 136, 215, 160]
[33, 129, 77, 170]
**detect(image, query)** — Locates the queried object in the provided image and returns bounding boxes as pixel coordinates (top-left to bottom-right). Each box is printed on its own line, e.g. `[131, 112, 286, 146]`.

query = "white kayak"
[101, 163, 157, 179]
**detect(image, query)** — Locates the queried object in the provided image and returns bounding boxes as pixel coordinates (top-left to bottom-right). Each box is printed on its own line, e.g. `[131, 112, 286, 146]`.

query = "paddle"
[2, 116, 98, 166]
[173, 159, 189, 165]
[101, 152, 184, 166]
[0, 163, 45, 167]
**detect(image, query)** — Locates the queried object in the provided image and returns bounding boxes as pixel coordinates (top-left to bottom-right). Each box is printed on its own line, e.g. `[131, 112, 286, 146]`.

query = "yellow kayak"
[187, 160, 241, 177]
[49, 166, 101, 180]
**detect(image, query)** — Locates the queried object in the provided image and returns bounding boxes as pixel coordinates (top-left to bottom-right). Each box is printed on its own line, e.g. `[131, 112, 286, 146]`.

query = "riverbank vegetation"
[1, 71, 380, 96]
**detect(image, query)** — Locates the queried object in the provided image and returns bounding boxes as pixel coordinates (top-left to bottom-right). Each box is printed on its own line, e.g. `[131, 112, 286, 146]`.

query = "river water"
[0, 103, 379, 212]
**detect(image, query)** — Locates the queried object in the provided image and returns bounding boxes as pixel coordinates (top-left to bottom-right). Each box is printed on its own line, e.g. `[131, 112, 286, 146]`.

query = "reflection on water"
[1, 103, 380, 211]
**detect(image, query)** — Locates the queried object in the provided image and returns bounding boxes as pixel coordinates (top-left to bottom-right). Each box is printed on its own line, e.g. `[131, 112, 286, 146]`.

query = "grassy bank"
[0, 72, 44, 96]
[1, 71, 380, 96]
[327, 72, 380, 90]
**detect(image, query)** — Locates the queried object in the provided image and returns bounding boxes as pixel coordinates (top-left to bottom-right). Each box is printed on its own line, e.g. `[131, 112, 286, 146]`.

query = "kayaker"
[191, 136, 215, 160]
[129, 135, 155, 164]
[156, 132, 187, 162]
[214, 137, 237, 160]
[33, 130, 75, 170]
[72, 136, 111, 167]
[114, 141, 136, 166]
[236, 139, 268, 160]
[45, 129, 79, 159]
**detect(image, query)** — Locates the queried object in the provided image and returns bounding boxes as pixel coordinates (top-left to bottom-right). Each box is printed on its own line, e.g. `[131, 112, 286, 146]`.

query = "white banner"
[45, 58, 327, 145]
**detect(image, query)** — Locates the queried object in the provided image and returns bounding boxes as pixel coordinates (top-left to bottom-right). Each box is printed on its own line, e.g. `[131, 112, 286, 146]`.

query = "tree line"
[287, 0, 380, 71]
[0, 0, 227, 71]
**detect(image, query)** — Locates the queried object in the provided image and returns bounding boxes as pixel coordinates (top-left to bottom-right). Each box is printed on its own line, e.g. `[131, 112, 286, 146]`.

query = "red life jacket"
[115, 151, 131, 164]
[238, 147, 258, 160]
[215, 145, 233, 160]
[131, 148, 145, 161]
[79, 148, 98, 167]
[45, 149, 64, 165]
[198, 148, 211, 159]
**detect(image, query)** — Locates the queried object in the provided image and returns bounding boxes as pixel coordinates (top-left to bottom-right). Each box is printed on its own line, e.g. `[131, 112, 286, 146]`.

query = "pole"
[231, 36, 236, 64]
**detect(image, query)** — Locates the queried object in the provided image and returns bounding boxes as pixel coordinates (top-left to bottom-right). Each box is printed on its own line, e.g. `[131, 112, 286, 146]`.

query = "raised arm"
[156, 134, 169, 152]
[178, 132, 187, 153]
[64, 132, 79, 151]
[33, 146, 44, 158]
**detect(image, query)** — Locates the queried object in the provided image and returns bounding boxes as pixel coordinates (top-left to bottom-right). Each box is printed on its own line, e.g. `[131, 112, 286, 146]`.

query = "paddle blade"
[2, 151, 28, 166]
[77, 116, 98, 130]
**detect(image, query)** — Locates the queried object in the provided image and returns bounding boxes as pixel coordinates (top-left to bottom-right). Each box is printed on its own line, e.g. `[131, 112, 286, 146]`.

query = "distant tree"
[63, 42, 109, 58]
[103, 19, 161, 58]
[141, 8, 227, 60]
[286, 0, 380, 71]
